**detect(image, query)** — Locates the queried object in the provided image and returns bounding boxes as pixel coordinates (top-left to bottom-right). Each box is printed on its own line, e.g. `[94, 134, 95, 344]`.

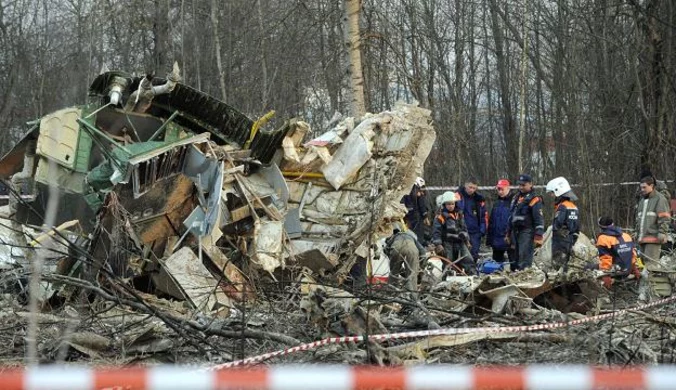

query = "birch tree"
[343, 0, 366, 118]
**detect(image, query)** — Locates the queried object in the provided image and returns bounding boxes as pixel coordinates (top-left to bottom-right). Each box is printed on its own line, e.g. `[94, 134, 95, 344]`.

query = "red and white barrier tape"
[208, 295, 676, 370]
[2, 365, 676, 389]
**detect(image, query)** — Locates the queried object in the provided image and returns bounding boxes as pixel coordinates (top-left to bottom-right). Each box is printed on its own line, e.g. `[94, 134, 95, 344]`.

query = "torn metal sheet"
[284, 182, 311, 239]
[479, 284, 530, 314]
[252, 220, 284, 273]
[36, 107, 83, 170]
[305, 129, 344, 147]
[160, 247, 230, 312]
[321, 116, 379, 190]
[0, 218, 30, 269]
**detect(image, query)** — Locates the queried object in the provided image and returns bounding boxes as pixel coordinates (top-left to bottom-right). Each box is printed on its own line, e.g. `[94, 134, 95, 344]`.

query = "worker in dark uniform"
[488, 179, 514, 264]
[507, 174, 545, 271]
[432, 191, 474, 275]
[401, 177, 430, 245]
[545, 176, 580, 272]
[593, 216, 640, 289]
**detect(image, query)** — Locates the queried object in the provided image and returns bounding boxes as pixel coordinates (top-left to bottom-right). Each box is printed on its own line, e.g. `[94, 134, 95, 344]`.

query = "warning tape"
[2, 365, 676, 389]
[207, 295, 676, 370]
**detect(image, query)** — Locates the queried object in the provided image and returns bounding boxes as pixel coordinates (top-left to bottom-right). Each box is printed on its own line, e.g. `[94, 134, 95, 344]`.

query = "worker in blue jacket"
[456, 177, 487, 261]
[488, 179, 514, 264]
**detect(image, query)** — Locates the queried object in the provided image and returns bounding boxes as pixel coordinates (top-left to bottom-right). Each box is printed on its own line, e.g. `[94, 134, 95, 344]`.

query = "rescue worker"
[456, 177, 487, 261]
[507, 174, 544, 271]
[384, 223, 427, 292]
[593, 217, 640, 289]
[635, 175, 671, 263]
[488, 179, 514, 265]
[432, 191, 474, 275]
[401, 177, 430, 245]
[545, 177, 580, 272]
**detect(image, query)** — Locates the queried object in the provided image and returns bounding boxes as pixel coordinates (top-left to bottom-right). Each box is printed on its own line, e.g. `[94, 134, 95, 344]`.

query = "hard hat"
[546, 176, 572, 197]
[440, 191, 458, 205]
[415, 177, 425, 187]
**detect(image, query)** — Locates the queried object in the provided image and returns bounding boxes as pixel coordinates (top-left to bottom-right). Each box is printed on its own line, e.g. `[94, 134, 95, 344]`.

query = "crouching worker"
[593, 216, 641, 289]
[385, 223, 427, 292]
[432, 192, 474, 275]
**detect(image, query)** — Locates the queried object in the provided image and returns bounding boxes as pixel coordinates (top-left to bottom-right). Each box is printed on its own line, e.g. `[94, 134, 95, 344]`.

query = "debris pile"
[0, 65, 436, 317]
[0, 66, 675, 367]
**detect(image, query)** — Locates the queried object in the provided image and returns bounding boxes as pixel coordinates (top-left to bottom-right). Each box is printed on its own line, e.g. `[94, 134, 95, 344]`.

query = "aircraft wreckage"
[0, 64, 441, 313]
[0, 64, 672, 319]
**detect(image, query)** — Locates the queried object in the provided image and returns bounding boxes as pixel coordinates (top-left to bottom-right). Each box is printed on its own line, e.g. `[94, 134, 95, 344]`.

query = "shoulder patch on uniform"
[528, 197, 540, 207]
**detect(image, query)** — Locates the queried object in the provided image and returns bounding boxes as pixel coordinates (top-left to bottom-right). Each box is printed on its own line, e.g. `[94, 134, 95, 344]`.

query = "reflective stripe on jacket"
[553, 199, 580, 238]
[597, 226, 636, 272]
[432, 209, 466, 244]
[636, 190, 670, 243]
[508, 191, 544, 235]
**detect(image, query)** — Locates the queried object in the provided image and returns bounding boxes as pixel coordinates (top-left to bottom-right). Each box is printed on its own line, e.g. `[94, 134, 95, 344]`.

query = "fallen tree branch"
[43, 273, 300, 346]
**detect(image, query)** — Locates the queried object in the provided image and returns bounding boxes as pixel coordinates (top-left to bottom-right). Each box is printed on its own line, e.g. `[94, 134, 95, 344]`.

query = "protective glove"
[459, 231, 469, 241]
[534, 234, 544, 248]
[602, 275, 613, 289]
[435, 245, 445, 256]
[658, 233, 668, 244]
[631, 264, 641, 280]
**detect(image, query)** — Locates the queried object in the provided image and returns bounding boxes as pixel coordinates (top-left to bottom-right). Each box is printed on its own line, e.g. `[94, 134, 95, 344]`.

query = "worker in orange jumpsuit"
[594, 216, 641, 289]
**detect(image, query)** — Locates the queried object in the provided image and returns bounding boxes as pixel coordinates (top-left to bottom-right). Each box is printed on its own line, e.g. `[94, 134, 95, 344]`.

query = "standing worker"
[488, 179, 514, 265]
[545, 177, 580, 272]
[401, 177, 430, 245]
[507, 174, 545, 271]
[432, 192, 474, 275]
[593, 217, 640, 289]
[456, 178, 487, 261]
[635, 175, 671, 263]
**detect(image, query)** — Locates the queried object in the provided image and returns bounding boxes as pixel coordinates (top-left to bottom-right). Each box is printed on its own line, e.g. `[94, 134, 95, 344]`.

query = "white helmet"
[546, 176, 571, 197]
[439, 191, 458, 205]
[415, 177, 425, 187]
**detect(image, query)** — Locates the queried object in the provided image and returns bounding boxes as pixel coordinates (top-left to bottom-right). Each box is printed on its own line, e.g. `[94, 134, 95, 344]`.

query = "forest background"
[0, 0, 674, 234]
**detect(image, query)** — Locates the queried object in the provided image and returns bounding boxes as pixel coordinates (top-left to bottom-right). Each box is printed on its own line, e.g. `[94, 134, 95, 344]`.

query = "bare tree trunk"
[257, 0, 268, 109]
[153, 0, 170, 72]
[343, 0, 366, 118]
[489, 0, 518, 177]
[211, 0, 227, 101]
[192, 0, 201, 90]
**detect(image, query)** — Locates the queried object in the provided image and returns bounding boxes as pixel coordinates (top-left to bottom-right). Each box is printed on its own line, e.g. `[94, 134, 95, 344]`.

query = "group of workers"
[394, 172, 672, 291]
